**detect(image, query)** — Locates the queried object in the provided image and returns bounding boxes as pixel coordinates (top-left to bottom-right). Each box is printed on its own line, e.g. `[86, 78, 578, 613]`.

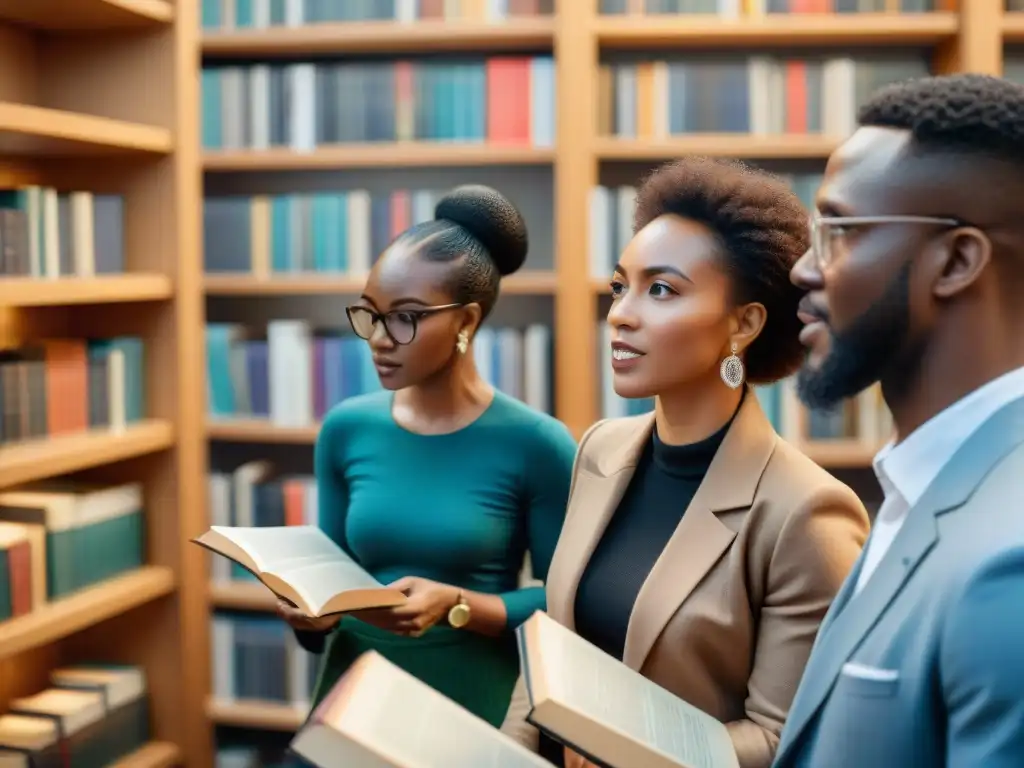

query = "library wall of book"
[0, 0, 1015, 765]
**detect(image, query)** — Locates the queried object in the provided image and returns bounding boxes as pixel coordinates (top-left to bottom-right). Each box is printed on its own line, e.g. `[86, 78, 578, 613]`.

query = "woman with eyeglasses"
[275, 184, 577, 726]
[501, 158, 871, 768]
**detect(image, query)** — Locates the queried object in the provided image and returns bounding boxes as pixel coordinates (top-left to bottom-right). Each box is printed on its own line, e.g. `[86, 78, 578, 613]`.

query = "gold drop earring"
[456, 330, 469, 355]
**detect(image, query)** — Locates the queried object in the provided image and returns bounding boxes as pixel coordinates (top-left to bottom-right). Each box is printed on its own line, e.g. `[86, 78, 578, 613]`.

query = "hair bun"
[434, 185, 528, 276]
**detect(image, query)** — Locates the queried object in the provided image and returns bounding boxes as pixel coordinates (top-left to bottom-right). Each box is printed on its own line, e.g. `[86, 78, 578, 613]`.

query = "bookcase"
[1, 1, 1012, 767]
[0, 0, 207, 766]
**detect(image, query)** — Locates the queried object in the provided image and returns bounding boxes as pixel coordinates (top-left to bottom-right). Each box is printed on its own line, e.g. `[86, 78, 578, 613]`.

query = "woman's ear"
[731, 301, 767, 355]
[460, 302, 483, 339]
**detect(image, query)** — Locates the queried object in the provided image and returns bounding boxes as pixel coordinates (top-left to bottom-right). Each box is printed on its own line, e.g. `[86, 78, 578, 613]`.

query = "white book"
[518, 611, 740, 768]
[291, 651, 550, 768]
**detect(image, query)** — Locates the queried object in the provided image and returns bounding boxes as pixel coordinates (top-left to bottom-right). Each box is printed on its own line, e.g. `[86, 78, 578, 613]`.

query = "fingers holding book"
[275, 599, 342, 633]
[349, 577, 461, 638]
[564, 747, 600, 768]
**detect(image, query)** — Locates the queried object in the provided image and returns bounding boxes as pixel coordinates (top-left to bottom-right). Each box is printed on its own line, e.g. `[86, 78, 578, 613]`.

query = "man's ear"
[932, 227, 992, 300]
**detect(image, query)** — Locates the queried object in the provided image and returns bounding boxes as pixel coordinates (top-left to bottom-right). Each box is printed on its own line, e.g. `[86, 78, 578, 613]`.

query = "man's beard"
[797, 263, 911, 410]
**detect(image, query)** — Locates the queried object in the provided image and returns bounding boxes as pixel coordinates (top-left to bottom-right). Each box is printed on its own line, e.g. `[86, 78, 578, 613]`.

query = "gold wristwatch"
[447, 591, 471, 629]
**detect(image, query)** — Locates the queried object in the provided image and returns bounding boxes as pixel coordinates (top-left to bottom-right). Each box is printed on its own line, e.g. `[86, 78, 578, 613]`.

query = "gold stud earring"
[456, 330, 469, 355]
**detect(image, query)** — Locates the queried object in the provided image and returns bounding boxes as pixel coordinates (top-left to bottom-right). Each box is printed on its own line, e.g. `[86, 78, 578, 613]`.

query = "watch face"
[448, 603, 471, 628]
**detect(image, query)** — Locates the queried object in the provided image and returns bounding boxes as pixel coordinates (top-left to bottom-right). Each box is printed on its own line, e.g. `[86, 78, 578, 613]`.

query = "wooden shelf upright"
[0, 0, 205, 765]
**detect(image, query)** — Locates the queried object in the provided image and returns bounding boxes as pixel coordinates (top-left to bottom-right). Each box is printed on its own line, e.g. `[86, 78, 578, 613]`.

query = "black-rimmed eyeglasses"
[810, 214, 963, 269]
[346, 304, 463, 345]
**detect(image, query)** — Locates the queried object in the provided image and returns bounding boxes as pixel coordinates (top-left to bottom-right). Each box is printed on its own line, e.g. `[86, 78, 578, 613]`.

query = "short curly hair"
[633, 157, 809, 384]
[857, 73, 1024, 162]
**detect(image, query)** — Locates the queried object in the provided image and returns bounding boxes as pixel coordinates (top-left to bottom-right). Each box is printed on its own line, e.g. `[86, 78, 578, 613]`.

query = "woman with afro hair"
[502, 157, 871, 768]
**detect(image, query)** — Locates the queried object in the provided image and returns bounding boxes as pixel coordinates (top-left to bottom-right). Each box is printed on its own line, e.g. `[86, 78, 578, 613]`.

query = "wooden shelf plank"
[1004, 12, 1024, 42]
[594, 134, 839, 161]
[207, 420, 318, 445]
[0, 103, 172, 157]
[207, 699, 306, 731]
[0, 419, 174, 490]
[0, 274, 173, 308]
[203, 143, 553, 171]
[595, 12, 958, 48]
[0, 0, 172, 29]
[202, 18, 555, 57]
[204, 270, 556, 296]
[108, 741, 181, 768]
[0, 567, 175, 659]
[209, 581, 276, 612]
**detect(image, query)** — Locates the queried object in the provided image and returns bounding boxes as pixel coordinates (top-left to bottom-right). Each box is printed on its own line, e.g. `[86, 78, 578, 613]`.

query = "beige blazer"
[501, 392, 870, 768]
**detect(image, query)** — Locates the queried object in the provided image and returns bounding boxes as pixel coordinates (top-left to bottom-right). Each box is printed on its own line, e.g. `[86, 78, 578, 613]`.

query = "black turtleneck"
[573, 414, 733, 662]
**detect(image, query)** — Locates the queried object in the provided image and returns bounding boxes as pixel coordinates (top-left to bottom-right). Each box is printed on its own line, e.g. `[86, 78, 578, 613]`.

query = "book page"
[211, 525, 345, 572]
[336, 654, 550, 768]
[279, 558, 388, 615]
[532, 614, 737, 768]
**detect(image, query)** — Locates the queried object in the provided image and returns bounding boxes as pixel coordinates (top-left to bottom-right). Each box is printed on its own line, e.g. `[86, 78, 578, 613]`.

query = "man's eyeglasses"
[810, 214, 962, 268]
[346, 304, 462, 345]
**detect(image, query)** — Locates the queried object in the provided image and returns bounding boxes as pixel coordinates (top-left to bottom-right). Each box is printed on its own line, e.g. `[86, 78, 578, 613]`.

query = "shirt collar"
[874, 366, 1024, 508]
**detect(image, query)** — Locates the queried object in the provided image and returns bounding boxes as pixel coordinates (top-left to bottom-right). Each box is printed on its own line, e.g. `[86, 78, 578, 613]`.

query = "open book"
[192, 525, 405, 617]
[517, 611, 740, 768]
[291, 651, 551, 768]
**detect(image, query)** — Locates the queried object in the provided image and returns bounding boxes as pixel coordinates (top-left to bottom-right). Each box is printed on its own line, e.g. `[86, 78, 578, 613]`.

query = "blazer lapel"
[777, 394, 1024, 764]
[622, 391, 778, 671]
[547, 414, 654, 630]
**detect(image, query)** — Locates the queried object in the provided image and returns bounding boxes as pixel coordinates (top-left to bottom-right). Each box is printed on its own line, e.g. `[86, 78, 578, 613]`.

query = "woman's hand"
[563, 747, 600, 768]
[275, 599, 342, 633]
[350, 576, 460, 637]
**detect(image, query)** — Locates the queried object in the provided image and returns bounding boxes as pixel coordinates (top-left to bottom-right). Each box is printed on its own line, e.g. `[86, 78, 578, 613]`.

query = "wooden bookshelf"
[109, 742, 182, 768]
[0, 274, 173, 308]
[594, 12, 960, 48]
[0, 0, 174, 30]
[0, 567, 175, 659]
[203, 143, 554, 171]
[202, 17, 556, 57]
[0, 0, 206, 764]
[206, 699, 306, 731]
[204, 270, 557, 296]
[0, 103, 172, 156]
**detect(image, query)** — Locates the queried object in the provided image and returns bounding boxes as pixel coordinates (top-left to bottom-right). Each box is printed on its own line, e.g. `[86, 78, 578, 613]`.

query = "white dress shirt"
[854, 366, 1024, 595]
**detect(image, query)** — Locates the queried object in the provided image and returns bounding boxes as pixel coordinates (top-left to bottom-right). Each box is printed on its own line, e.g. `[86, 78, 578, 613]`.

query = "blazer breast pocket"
[837, 662, 900, 699]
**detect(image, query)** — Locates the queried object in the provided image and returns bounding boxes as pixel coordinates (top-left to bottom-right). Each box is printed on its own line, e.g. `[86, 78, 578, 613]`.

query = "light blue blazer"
[773, 395, 1024, 768]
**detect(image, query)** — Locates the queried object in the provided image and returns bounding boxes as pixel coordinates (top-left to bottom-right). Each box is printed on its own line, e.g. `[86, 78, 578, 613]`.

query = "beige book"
[291, 651, 550, 768]
[192, 525, 405, 617]
[517, 611, 740, 768]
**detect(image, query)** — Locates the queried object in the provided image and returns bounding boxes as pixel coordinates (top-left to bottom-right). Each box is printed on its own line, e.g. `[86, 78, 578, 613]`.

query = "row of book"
[589, 175, 820, 278]
[601, 55, 929, 138]
[0, 481, 145, 619]
[206, 320, 554, 426]
[204, 188, 502, 277]
[0, 187, 125, 279]
[0, 337, 146, 447]
[208, 465, 319, 584]
[0, 666, 150, 767]
[201, 58, 555, 152]
[602, 0, 939, 12]
[211, 612, 318, 710]
[201, 0, 552, 29]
